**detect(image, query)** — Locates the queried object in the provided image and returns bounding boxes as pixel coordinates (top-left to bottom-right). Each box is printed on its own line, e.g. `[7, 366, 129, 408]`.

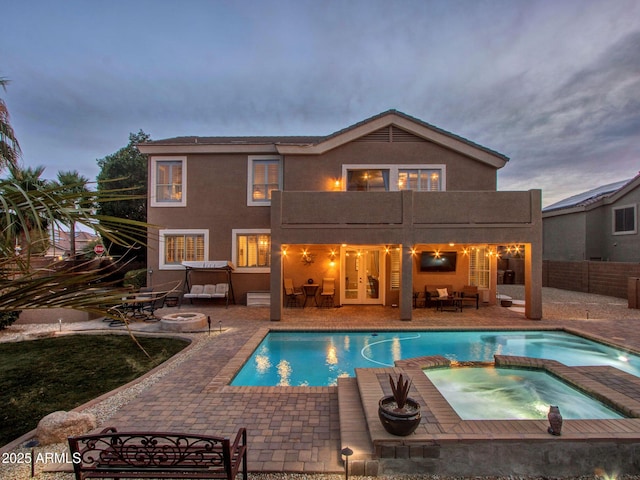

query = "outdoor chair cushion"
[199, 284, 218, 298]
[437, 288, 449, 298]
[212, 283, 229, 298]
[184, 285, 204, 298]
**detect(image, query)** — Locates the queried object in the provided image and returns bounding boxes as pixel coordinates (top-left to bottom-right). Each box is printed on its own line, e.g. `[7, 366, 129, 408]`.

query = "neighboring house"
[138, 110, 542, 320]
[45, 227, 98, 258]
[542, 173, 640, 262]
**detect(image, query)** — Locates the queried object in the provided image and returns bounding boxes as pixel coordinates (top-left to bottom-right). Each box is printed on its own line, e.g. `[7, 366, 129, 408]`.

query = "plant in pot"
[378, 373, 421, 436]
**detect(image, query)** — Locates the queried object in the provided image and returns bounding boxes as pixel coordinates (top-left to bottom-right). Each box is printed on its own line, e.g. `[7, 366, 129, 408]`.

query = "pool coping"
[347, 355, 640, 476]
[215, 326, 640, 476]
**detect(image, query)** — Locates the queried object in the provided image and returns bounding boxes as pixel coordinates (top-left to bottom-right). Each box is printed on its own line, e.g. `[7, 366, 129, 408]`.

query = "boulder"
[36, 410, 97, 445]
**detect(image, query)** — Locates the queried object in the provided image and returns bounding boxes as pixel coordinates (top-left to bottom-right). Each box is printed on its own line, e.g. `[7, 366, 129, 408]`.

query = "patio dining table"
[107, 294, 161, 325]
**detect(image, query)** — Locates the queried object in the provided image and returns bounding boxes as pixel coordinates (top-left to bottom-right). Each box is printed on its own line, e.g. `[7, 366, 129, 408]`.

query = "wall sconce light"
[334, 178, 341, 190]
[282, 247, 288, 257]
[410, 247, 417, 255]
[329, 249, 337, 267]
[302, 249, 315, 265]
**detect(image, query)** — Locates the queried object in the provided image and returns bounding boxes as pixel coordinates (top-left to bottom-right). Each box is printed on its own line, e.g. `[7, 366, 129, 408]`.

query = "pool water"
[230, 330, 639, 387]
[425, 367, 625, 420]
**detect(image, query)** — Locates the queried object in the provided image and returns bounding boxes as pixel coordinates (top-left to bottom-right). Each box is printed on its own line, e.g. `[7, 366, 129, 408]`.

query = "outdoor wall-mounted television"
[420, 251, 457, 272]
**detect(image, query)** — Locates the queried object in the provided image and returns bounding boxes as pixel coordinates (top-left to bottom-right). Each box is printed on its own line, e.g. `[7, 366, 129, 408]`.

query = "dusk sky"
[2, 0, 639, 207]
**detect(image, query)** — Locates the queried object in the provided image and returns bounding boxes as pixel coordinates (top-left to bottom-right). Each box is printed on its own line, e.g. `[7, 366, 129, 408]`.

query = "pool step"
[337, 377, 378, 476]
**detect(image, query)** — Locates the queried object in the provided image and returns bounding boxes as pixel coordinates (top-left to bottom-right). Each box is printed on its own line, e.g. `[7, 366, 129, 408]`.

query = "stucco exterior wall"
[543, 212, 586, 261]
[284, 140, 497, 192]
[543, 180, 639, 263]
[147, 153, 272, 297]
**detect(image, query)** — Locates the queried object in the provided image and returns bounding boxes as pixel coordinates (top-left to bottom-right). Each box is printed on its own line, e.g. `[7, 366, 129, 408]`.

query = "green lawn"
[0, 334, 189, 446]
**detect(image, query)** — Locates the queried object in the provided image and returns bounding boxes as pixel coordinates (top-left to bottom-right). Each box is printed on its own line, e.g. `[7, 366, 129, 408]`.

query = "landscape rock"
[36, 410, 97, 445]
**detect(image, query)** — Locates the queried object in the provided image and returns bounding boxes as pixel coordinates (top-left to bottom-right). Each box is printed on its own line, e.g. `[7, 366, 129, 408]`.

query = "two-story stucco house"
[138, 110, 542, 321]
[543, 173, 640, 262]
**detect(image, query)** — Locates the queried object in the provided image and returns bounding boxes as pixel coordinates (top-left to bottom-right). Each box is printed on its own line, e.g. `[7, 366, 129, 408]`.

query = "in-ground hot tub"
[424, 365, 625, 420]
[160, 312, 207, 332]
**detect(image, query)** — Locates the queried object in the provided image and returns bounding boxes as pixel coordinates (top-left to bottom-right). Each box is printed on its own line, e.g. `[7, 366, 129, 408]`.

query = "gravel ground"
[2, 287, 640, 479]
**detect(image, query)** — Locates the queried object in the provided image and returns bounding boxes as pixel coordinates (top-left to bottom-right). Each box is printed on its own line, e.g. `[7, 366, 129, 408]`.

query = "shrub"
[123, 268, 147, 289]
[0, 311, 21, 330]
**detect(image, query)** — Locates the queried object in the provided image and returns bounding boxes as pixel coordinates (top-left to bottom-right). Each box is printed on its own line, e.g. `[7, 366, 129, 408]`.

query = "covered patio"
[270, 189, 543, 321]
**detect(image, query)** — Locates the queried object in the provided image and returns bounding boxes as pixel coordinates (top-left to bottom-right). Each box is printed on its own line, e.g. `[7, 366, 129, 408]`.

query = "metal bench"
[68, 427, 247, 480]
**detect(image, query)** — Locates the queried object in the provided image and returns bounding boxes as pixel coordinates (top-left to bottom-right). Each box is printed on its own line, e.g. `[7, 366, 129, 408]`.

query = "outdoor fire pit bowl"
[160, 312, 207, 332]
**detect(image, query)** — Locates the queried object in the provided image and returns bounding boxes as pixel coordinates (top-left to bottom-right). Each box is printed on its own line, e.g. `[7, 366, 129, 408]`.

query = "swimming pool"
[230, 330, 640, 387]
[424, 366, 625, 420]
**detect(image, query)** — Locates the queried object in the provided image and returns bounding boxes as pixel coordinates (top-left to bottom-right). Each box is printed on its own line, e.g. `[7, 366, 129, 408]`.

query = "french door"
[340, 246, 384, 304]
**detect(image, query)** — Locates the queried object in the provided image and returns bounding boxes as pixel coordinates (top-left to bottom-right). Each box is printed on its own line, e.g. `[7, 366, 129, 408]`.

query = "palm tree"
[0, 77, 21, 171]
[0, 178, 157, 312]
[0, 78, 176, 332]
[54, 170, 90, 258]
[4, 164, 50, 257]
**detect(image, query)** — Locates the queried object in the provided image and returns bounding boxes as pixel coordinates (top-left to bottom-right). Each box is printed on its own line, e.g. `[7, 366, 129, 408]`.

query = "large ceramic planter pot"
[378, 396, 421, 436]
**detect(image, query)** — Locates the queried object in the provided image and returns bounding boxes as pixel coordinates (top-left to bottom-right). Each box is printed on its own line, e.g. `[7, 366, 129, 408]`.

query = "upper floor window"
[151, 157, 187, 207]
[398, 169, 442, 191]
[342, 164, 445, 192]
[613, 205, 637, 235]
[248, 156, 281, 206]
[346, 169, 390, 191]
[232, 229, 271, 273]
[159, 229, 208, 270]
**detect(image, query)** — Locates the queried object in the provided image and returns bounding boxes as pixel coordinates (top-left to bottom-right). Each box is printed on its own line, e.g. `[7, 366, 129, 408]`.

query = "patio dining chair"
[319, 278, 335, 308]
[284, 278, 303, 307]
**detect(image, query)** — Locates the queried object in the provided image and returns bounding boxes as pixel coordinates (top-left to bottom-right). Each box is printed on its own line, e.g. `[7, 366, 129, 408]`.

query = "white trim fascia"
[277, 113, 507, 168]
[604, 175, 640, 205]
[158, 229, 209, 270]
[139, 144, 279, 155]
[150, 156, 187, 207]
[231, 228, 271, 273]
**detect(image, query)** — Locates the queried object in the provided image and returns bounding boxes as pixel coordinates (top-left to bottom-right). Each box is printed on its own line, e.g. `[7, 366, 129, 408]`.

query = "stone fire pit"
[160, 312, 207, 332]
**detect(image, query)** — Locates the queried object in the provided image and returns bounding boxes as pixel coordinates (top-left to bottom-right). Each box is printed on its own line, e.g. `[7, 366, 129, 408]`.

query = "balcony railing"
[275, 190, 538, 226]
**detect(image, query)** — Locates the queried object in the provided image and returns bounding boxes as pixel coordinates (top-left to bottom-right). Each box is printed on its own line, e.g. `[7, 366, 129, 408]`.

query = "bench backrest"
[69, 431, 234, 479]
[202, 284, 218, 296]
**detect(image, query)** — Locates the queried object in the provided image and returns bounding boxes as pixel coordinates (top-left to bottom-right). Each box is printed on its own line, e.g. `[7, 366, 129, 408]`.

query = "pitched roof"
[139, 110, 508, 167]
[543, 173, 640, 213]
[143, 135, 323, 146]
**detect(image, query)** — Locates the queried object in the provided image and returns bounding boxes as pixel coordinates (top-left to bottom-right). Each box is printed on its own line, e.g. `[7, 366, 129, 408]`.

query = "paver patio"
[97, 285, 640, 473]
[5, 285, 640, 475]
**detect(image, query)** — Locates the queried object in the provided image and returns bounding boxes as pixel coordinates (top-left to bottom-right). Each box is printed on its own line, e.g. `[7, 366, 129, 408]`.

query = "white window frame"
[232, 228, 271, 273]
[247, 155, 282, 206]
[341, 164, 446, 191]
[468, 247, 490, 288]
[612, 204, 637, 235]
[159, 229, 209, 270]
[150, 156, 187, 207]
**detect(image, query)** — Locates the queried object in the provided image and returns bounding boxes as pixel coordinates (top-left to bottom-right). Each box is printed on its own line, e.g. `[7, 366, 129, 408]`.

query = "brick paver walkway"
[8, 285, 640, 474]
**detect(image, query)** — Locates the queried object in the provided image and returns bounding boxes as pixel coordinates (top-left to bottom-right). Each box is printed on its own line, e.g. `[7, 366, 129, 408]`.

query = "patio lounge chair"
[319, 278, 335, 308]
[460, 285, 480, 309]
[284, 278, 303, 307]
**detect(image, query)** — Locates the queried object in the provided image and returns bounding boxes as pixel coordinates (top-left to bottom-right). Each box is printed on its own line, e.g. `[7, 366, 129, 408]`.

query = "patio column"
[525, 241, 543, 320]
[400, 244, 413, 320]
[270, 191, 283, 321]
[270, 240, 283, 321]
[525, 189, 543, 320]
